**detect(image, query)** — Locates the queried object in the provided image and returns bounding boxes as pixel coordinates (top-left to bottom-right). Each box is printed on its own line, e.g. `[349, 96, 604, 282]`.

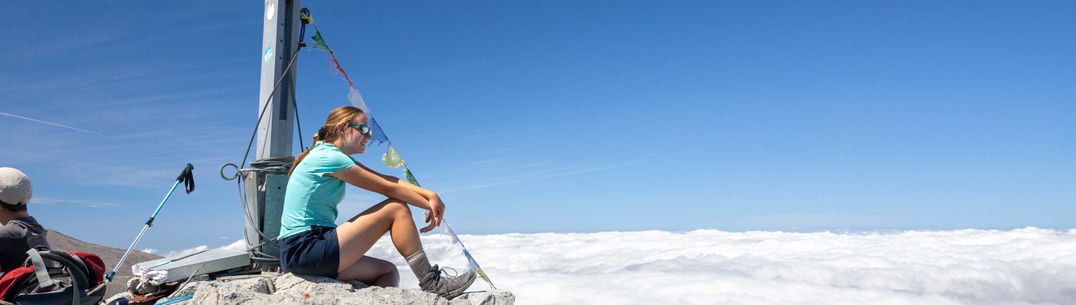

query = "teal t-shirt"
[278, 141, 356, 240]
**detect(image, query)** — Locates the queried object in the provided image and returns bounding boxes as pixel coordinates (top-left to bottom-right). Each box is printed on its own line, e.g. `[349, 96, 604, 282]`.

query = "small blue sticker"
[263, 47, 274, 64]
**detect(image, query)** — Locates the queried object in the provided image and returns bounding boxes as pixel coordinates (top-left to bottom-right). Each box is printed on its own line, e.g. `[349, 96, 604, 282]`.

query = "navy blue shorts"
[279, 226, 341, 278]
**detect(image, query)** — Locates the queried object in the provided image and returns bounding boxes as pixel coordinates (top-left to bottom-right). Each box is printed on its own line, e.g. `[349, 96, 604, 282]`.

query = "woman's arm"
[396, 178, 445, 232]
[329, 162, 445, 231]
[353, 162, 439, 201]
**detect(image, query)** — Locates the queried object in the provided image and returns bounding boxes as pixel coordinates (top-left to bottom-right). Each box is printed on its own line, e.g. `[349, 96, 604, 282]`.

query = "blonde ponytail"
[289, 106, 365, 176]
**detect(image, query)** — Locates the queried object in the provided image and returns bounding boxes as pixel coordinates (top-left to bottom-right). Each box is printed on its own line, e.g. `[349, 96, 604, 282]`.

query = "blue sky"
[1, 1, 1074, 252]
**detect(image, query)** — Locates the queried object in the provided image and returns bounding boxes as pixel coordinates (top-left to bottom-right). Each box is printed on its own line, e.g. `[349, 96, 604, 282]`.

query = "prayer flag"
[383, 145, 404, 168]
[445, 224, 496, 288]
[311, 28, 330, 51]
[403, 166, 420, 186]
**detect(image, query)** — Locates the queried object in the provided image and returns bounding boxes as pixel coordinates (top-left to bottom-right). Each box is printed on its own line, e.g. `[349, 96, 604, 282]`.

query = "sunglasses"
[347, 123, 372, 136]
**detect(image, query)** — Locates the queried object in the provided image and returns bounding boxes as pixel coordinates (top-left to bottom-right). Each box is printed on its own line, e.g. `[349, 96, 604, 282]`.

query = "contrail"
[0, 112, 101, 135]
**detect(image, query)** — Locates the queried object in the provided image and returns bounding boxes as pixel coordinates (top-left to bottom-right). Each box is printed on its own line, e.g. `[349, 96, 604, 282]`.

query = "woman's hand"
[420, 196, 445, 233]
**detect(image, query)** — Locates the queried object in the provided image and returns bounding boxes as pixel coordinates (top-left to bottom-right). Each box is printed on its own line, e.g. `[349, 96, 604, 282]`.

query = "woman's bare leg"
[337, 255, 399, 286]
[335, 199, 476, 297]
[335, 199, 423, 281]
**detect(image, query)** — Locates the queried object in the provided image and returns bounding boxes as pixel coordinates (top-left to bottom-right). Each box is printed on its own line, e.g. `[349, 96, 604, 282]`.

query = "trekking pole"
[87, 163, 196, 295]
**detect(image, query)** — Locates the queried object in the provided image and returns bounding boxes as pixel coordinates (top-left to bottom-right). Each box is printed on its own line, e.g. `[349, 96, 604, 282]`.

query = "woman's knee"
[337, 256, 398, 284]
[383, 267, 401, 286]
[348, 199, 411, 223]
[374, 260, 401, 287]
[383, 199, 411, 217]
[370, 258, 399, 276]
[382, 261, 400, 277]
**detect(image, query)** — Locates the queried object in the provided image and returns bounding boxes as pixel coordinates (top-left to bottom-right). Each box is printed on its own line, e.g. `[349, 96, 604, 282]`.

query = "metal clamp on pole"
[239, 156, 294, 266]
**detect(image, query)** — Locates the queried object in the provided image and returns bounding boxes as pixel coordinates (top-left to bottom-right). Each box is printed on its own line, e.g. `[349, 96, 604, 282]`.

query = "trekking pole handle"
[177, 163, 193, 181]
[177, 163, 195, 194]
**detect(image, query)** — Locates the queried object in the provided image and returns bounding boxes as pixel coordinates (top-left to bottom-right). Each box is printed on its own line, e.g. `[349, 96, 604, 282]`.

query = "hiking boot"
[418, 265, 476, 299]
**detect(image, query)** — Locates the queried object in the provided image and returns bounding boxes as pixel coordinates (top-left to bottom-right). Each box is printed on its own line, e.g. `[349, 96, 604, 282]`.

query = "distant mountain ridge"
[45, 229, 162, 297]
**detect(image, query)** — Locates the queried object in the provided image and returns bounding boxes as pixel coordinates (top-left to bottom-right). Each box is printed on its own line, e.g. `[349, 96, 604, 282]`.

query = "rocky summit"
[115, 273, 514, 305]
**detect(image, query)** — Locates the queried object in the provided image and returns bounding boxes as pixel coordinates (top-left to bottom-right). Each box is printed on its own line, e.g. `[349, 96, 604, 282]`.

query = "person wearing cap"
[0, 167, 50, 274]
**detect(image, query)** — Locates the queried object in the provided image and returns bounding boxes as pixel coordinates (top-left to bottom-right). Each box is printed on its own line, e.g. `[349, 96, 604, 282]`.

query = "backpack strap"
[69, 270, 80, 305]
[30, 251, 90, 290]
[59, 252, 90, 285]
[24, 249, 55, 289]
[4, 250, 97, 303]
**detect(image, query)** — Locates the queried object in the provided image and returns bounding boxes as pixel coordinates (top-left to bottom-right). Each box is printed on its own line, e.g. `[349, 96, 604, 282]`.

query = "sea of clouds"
[163, 227, 1076, 305]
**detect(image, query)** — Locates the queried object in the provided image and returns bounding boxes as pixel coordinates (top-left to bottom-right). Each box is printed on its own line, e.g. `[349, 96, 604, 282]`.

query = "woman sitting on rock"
[278, 105, 476, 299]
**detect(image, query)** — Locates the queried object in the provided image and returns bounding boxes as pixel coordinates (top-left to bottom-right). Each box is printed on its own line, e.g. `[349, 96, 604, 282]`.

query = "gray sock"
[405, 250, 432, 280]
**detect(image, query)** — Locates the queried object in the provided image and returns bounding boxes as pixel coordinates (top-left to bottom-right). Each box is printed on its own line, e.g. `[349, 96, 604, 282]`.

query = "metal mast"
[244, 0, 302, 266]
[123, 0, 305, 281]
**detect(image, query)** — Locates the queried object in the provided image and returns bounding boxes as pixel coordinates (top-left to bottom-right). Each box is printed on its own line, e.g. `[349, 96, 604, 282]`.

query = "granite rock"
[142, 273, 514, 305]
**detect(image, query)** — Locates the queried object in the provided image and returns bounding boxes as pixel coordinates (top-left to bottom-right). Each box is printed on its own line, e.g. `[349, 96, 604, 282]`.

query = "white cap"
[0, 167, 32, 205]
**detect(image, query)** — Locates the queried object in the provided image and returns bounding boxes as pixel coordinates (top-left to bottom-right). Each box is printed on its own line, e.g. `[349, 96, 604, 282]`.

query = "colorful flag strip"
[445, 223, 496, 289]
[306, 21, 495, 288]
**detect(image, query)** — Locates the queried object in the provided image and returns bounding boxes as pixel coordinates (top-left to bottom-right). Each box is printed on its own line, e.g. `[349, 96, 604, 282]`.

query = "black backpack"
[0, 248, 105, 305]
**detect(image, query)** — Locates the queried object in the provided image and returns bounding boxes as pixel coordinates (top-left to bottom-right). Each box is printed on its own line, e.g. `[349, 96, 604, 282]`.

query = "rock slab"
[149, 273, 514, 305]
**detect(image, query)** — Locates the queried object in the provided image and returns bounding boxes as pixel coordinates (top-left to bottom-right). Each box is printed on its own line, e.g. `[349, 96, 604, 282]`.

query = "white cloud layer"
[162, 227, 1076, 305]
[372, 227, 1076, 305]
[156, 245, 210, 259]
